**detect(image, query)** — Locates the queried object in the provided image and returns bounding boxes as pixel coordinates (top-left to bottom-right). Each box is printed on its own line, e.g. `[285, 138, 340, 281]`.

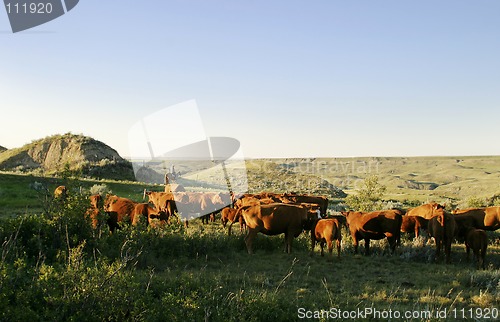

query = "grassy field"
[0, 171, 160, 218]
[1, 156, 500, 320]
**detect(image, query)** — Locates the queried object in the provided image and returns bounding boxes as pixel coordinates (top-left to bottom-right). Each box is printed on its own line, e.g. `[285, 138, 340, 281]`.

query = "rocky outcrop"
[0, 133, 135, 180]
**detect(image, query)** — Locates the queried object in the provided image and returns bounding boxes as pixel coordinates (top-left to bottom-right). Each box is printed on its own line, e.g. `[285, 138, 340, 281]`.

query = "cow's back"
[244, 203, 307, 235]
[484, 206, 500, 230]
[406, 203, 444, 220]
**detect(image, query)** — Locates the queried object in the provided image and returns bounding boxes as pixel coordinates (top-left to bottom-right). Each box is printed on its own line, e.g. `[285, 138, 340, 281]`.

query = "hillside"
[0, 145, 6, 153]
[256, 156, 500, 204]
[132, 156, 500, 203]
[0, 133, 135, 181]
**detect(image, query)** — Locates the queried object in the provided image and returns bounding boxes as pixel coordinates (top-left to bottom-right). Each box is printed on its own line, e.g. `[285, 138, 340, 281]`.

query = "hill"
[256, 156, 500, 204]
[0, 133, 135, 181]
[0, 145, 6, 153]
[131, 156, 500, 203]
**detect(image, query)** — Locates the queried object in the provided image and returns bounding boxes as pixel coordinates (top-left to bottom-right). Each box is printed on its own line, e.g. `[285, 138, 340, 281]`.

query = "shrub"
[345, 175, 386, 211]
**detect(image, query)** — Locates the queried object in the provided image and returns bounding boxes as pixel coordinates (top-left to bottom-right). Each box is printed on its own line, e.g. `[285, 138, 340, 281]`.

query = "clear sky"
[1, 1, 500, 158]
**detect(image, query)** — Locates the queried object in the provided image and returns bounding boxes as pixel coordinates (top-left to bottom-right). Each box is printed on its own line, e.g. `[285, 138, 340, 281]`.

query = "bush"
[345, 175, 386, 211]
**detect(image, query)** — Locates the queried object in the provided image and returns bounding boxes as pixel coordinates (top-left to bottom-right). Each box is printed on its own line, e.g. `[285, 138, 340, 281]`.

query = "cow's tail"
[439, 213, 446, 240]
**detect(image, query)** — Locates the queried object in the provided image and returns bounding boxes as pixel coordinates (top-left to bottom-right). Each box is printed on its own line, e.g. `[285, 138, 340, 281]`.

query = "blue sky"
[1, 1, 500, 158]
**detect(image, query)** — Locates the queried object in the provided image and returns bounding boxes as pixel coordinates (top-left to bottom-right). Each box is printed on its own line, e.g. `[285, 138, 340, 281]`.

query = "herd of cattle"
[54, 185, 500, 270]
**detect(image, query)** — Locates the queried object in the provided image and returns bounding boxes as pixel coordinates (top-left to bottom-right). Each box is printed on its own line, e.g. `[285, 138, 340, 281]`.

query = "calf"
[310, 218, 342, 258]
[427, 210, 457, 263]
[132, 203, 168, 228]
[465, 228, 488, 270]
[86, 194, 102, 229]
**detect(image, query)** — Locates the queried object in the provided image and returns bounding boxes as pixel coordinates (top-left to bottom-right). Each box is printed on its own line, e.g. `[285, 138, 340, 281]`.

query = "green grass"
[0, 171, 161, 218]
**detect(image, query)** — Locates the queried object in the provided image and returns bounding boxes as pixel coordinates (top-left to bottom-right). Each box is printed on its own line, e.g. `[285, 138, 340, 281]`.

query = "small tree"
[345, 175, 386, 212]
[465, 196, 487, 208]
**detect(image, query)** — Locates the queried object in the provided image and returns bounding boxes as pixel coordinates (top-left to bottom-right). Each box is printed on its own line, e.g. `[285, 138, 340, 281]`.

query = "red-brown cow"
[283, 193, 329, 216]
[222, 207, 247, 234]
[144, 191, 175, 212]
[464, 227, 488, 270]
[85, 194, 102, 229]
[200, 192, 232, 224]
[310, 218, 342, 258]
[452, 207, 500, 231]
[401, 215, 429, 239]
[235, 203, 314, 254]
[427, 210, 457, 263]
[104, 195, 137, 232]
[132, 203, 168, 227]
[406, 202, 445, 220]
[341, 210, 402, 255]
[54, 185, 68, 200]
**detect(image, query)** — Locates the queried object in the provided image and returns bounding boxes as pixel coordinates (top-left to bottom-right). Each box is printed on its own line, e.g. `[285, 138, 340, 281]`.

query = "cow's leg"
[465, 243, 470, 261]
[445, 239, 452, 264]
[351, 231, 359, 254]
[239, 217, 246, 233]
[320, 241, 325, 256]
[364, 238, 370, 255]
[244, 228, 258, 254]
[434, 237, 441, 262]
[473, 248, 480, 269]
[388, 236, 397, 254]
[480, 242, 487, 270]
[327, 238, 333, 256]
[336, 239, 341, 258]
[310, 232, 316, 256]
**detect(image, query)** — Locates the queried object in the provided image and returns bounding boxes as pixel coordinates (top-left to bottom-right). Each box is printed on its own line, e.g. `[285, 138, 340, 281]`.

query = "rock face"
[0, 133, 135, 180]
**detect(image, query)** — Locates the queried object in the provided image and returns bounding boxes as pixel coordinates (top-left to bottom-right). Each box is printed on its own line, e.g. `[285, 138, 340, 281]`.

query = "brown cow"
[228, 197, 277, 235]
[283, 193, 329, 216]
[86, 194, 102, 229]
[236, 203, 314, 254]
[103, 195, 137, 232]
[132, 203, 168, 227]
[452, 207, 500, 231]
[464, 227, 488, 270]
[341, 210, 402, 255]
[222, 207, 247, 234]
[401, 215, 429, 239]
[310, 218, 342, 258]
[427, 210, 457, 263]
[200, 192, 232, 224]
[54, 185, 68, 200]
[144, 190, 175, 212]
[406, 202, 445, 220]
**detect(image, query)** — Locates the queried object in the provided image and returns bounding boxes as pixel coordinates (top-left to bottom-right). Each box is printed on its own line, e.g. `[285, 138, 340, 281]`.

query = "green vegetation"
[0, 191, 498, 321]
[0, 133, 135, 181]
[0, 171, 159, 218]
[345, 175, 386, 211]
[1, 153, 500, 320]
